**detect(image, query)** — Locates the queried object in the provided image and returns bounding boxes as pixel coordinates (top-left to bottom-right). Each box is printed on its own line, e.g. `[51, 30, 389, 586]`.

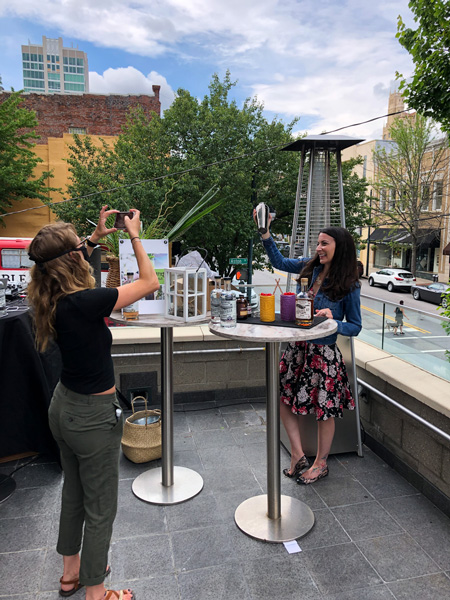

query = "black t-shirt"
[55, 287, 119, 394]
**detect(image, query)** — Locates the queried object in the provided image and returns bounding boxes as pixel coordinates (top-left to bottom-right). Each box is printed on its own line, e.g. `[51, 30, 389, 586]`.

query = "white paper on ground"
[283, 540, 302, 553]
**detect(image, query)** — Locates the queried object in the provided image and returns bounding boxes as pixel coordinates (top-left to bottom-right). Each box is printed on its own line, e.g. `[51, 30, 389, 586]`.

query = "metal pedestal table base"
[132, 466, 203, 505]
[235, 494, 314, 542]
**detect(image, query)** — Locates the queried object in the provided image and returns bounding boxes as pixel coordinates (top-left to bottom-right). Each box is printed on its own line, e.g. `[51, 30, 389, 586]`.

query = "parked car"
[368, 268, 415, 292]
[411, 282, 449, 307]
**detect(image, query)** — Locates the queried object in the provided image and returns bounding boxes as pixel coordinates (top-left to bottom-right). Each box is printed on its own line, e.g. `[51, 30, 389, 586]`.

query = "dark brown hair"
[297, 227, 359, 300]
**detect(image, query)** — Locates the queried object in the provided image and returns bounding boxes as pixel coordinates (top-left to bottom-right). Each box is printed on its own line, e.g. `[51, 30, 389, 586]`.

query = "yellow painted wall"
[3, 134, 116, 238]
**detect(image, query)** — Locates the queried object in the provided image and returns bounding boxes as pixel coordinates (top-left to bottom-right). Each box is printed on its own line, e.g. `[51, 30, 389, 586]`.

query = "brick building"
[1, 90, 161, 236]
[2, 89, 161, 144]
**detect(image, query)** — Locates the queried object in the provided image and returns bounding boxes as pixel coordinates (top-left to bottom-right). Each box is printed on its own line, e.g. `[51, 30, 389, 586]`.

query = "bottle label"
[211, 296, 221, 317]
[220, 298, 236, 326]
[296, 299, 312, 320]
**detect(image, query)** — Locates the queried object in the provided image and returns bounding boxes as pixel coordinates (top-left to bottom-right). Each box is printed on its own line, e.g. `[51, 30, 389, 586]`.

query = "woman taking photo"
[257, 217, 361, 484]
[27, 206, 159, 600]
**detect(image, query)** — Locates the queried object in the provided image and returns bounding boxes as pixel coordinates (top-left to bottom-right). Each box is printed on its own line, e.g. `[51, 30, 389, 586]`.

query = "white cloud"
[89, 67, 175, 112]
[0, 0, 415, 137]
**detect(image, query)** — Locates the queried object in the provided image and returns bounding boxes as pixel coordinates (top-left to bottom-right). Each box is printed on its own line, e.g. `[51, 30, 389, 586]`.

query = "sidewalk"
[1, 398, 450, 599]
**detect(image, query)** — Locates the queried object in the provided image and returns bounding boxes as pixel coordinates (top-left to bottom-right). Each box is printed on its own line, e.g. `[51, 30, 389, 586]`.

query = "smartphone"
[114, 211, 134, 230]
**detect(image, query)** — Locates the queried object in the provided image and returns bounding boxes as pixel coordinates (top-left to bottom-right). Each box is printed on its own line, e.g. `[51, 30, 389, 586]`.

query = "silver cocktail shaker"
[255, 202, 270, 234]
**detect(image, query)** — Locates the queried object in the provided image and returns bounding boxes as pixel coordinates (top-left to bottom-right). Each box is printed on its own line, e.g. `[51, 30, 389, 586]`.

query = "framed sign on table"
[119, 238, 170, 314]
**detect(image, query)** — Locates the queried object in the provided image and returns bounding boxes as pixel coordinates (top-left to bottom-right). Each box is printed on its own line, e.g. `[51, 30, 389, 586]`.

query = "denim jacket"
[262, 236, 362, 345]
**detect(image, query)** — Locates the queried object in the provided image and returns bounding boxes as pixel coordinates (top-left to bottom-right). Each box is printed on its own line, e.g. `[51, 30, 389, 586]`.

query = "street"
[246, 267, 450, 380]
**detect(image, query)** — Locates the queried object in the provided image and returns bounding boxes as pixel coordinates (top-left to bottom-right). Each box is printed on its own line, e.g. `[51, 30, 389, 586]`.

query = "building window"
[69, 127, 87, 134]
[30, 53, 38, 61]
[64, 74, 84, 83]
[24, 70, 44, 79]
[38, 54, 43, 62]
[432, 181, 443, 211]
[22, 52, 30, 61]
[64, 82, 85, 92]
[48, 72, 60, 80]
[56, 64, 60, 70]
[56, 55, 60, 62]
[69, 57, 76, 65]
[48, 81, 61, 90]
[379, 189, 386, 211]
[1, 249, 34, 269]
[388, 189, 396, 210]
[24, 79, 45, 88]
[76, 58, 84, 66]
[63, 56, 68, 64]
[23, 61, 30, 69]
[77, 67, 84, 74]
[421, 184, 430, 211]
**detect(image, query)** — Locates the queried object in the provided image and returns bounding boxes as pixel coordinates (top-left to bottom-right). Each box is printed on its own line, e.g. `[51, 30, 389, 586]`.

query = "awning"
[368, 228, 440, 247]
[443, 242, 450, 256]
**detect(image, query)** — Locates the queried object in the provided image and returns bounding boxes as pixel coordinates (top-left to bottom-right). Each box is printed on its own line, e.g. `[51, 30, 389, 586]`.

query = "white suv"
[368, 268, 415, 292]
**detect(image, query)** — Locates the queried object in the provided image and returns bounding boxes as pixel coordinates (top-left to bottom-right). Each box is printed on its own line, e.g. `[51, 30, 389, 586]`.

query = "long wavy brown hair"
[27, 222, 95, 351]
[297, 227, 359, 301]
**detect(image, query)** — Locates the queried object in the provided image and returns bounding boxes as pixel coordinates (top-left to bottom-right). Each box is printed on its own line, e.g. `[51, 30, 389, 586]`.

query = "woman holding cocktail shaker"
[254, 207, 361, 484]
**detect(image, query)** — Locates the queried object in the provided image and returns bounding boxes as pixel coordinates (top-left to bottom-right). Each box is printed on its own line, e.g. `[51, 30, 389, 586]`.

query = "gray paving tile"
[240, 441, 268, 469]
[242, 556, 321, 600]
[165, 491, 224, 532]
[172, 449, 204, 471]
[357, 533, 440, 582]
[323, 585, 395, 599]
[192, 428, 237, 449]
[380, 494, 449, 534]
[12, 462, 62, 488]
[219, 402, 256, 413]
[112, 479, 167, 539]
[223, 410, 263, 428]
[388, 572, 450, 600]
[409, 520, 450, 571]
[0, 484, 59, 519]
[332, 501, 404, 541]
[0, 550, 46, 595]
[110, 574, 180, 600]
[213, 487, 265, 523]
[197, 444, 247, 470]
[118, 452, 162, 480]
[226, 521, 288, 561]
[185, 411, 229, 432]
[0, 515, 51, 552]
[355, 467, 417, 500]
[252, 467, 327, 510]
[179, 563, 250, 600]
[302, 542, 382, 595]
[110, 533, 173, 580]
[173, 411, 189, 432]
[174, 432, 196, 451]
[337, 450, 388, 475]
[181, 401, 218, 412]
[299, 508, 350, 549]
[201, 465, 260, 495]
[231, 426, 267, 446]
[313, 475, 374, 508]
[39, 546, 65, 592]
[171, 524, 234, 571]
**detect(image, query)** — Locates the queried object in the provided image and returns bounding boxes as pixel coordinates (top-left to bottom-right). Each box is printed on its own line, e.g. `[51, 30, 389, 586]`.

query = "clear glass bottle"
[220, 277, 236, 328]
[295, 277, 313, 327]
[122, 272, 139, 320]
[210, 277, 222, 324]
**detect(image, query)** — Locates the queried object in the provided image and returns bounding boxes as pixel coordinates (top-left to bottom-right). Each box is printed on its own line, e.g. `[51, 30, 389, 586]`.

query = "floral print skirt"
[280, 341, 355, 420]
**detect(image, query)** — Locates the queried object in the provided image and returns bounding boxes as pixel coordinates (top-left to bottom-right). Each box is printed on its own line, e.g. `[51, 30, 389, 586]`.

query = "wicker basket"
[121, 396, 162, 463]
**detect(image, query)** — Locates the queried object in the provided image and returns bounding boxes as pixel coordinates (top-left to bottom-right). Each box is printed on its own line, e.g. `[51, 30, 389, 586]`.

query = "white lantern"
[164, 267, 207, 322]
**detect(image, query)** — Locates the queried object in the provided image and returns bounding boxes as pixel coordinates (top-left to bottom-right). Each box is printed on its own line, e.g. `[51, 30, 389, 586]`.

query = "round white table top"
[209, 318, 337, 343]
[110, 311, 210, 328]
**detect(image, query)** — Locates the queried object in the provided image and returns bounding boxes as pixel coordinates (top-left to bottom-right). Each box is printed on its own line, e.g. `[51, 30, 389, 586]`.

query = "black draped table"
[0, 303, 60, 460]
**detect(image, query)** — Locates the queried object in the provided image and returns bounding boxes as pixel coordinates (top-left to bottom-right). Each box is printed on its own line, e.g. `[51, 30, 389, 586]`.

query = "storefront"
[368, 228, 440, 280]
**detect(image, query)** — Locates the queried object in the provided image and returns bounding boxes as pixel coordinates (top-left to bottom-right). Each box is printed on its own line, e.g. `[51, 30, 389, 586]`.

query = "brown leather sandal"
[104, 590, 136, 600]
[59, 576, 83, 597]
[59, 566, 111, 597]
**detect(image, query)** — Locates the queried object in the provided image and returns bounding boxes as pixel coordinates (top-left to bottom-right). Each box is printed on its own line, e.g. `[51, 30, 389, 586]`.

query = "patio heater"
[281, 134, 364, 291]
[281, 134, 366, 458]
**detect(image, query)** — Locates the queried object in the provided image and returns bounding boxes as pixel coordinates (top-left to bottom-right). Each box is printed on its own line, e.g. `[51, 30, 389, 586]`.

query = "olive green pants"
[48, 382, 123, 586]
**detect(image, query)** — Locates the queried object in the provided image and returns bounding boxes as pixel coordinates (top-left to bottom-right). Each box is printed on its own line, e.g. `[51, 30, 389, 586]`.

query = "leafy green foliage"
[0, 91, 59, 226]
[371, 114, 449, 275]
[49, 71, 370, 274]
[397, 0, 450, 136]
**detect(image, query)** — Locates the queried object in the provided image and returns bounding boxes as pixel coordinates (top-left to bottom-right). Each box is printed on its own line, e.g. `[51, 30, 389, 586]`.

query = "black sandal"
[283, 455, 310, 478]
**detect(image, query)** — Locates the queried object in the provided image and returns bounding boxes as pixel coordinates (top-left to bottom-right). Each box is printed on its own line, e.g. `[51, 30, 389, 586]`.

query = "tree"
[0, 91, 58, 226]
[52, 72, 370, 275]
[371, 114, 449, 275]
[397, 0, 450, 136]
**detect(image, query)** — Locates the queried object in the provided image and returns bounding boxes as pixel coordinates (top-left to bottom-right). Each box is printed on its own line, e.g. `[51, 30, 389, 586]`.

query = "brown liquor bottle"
[295, 278, 313, 327]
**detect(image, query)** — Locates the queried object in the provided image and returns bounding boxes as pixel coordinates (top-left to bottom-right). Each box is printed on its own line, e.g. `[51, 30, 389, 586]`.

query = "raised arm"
[113, 209, 160, 310]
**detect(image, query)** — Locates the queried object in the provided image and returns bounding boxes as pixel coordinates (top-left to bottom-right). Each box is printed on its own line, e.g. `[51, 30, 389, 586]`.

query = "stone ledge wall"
[357, 367, 450, 510]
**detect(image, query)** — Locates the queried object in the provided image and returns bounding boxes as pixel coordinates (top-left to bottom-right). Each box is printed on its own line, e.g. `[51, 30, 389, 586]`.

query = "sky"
[0, 0, 415, 140]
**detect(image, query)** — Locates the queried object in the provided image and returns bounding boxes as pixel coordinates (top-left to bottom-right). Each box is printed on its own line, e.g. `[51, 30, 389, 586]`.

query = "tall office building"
[21, 36, 89, 94]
